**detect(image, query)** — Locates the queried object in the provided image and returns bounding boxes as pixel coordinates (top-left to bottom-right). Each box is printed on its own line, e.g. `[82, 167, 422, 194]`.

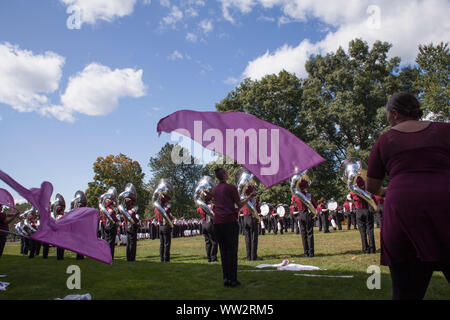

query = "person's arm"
[4, 211, 21, 224]
[367, 136, 387, 197]
[366, 177, 386, 197]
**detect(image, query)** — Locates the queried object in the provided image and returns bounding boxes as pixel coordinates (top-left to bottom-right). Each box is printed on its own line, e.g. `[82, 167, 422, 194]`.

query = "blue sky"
[0, 0, 448, 204]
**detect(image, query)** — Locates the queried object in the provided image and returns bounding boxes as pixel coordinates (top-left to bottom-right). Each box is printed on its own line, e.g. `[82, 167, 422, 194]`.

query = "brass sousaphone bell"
[194, 176, 216, 219]
[118, 183, 140, 225]
[71, 190, 87, 209]
[51, 193, 66, 220]
[236, 168, 260, 222]
[339, 158, 377, 211]
[99, 186, 121, 225]
[290, 170, 317, 219]
[152, 179, 174, 228]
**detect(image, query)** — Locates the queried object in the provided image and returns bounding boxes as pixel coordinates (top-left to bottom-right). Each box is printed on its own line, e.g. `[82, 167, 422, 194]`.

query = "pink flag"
[0, 170, 112, 264]
[157, 110, 325, 187]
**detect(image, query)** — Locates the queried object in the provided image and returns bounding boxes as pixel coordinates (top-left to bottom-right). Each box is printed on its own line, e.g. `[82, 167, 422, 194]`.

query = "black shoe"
[230, 281, 241, 288]
[224, 280, 231, 287]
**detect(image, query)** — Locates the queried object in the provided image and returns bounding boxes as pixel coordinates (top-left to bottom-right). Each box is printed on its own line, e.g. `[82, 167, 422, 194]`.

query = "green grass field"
[0, 228, 448, 300]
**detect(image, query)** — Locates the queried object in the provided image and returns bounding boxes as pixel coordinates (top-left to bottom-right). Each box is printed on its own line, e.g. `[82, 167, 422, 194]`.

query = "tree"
[85, 154, 150, 218]
[302, 39, 418, 202]
[148, 143, 206, 219]
[416, 42, 450, 121]
[216, 70, 307, 139]
[216, 39, 418, 204]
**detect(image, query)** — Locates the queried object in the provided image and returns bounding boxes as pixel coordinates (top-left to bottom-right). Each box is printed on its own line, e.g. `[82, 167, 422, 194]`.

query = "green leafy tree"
[416, 42, 450, 121]
[302, 39, 418, 202]
[85, 154, 150, 218]
[148, 143, 206, 219]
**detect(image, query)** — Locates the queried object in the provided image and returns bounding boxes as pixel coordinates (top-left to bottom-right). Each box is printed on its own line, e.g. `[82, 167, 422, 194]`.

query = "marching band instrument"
[260, 202, 272, 230]
[260, 203, 271, 217]
[99, 187, 121, 226]
[70, 190, 87, 209]
[118, 183, 140, 225]
[51, 193, 66, 220]
[276, 204, 289, 218]
[194, 176, 216, 219]
[327, 200, 339, 229]
[290, 170, 317, 219]
[152, 179, 174, 228]
[14, 213, 29, 236]
[236, 168, 260, 222]
[23, 207, 39, 235]
[339, 158, 377, 211]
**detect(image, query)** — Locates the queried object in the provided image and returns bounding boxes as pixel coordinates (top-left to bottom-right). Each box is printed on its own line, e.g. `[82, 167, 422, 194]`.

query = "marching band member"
[100, 197, 121, 260]
[317, 198, 330, 233]
[291, 180, 317, 257]
[271, 207, 279, 234]
[290, 204, 300, 234]
[197, 199, 217, 262]
[211, 168, 255, 288]
[241, 186, 260, 261]
[0, 204, 20, 258]
[329, 198, 342, 231]
[343, 194, 357, 230]
[373, 194, 384, 229]
[154, 196, 174, 262]
[350, 176, 376, 254]
[124, 197, 140, 262]
[27, 211, 40, 259]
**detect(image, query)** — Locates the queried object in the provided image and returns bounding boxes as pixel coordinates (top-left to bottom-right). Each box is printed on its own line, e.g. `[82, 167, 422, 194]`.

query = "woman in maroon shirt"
[211, 168, 255, 288]
[367, 92, 450, 300]
[0, 204, 20, 258]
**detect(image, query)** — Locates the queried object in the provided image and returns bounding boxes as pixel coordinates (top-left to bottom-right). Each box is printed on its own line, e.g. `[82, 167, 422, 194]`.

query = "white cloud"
[161, 5, 184, 28]
[168, 50, 184, 60]
[60, 0, 140, 26]
[159, 0, 170, 7]
[199, 19, 213, 33]
[185, 7, 199, 17]
[15, 198, 27, 205]
[0, 42, 65, 113]
[220, 0, 450, 80]
[186, 32, 198, 42]
[0, 115, 2, 121]
[219, 0, 257, 23]
[224, 76, 241, 85]
[41, 63, 146, 122]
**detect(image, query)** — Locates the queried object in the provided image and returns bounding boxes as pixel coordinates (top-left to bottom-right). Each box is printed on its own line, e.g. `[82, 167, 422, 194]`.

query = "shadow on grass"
[1, 253, 449, 301]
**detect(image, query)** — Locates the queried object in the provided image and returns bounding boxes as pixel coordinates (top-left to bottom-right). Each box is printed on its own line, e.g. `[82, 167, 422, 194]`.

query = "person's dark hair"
[387, 92, 424, 120]
[214, 168, 226, 181]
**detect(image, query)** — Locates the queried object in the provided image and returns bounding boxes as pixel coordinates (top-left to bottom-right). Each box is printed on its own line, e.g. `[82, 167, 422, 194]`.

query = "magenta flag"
[0, 188, 15, 213]
[0, 170, 112, 264]
[157, 110, 325, 188]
